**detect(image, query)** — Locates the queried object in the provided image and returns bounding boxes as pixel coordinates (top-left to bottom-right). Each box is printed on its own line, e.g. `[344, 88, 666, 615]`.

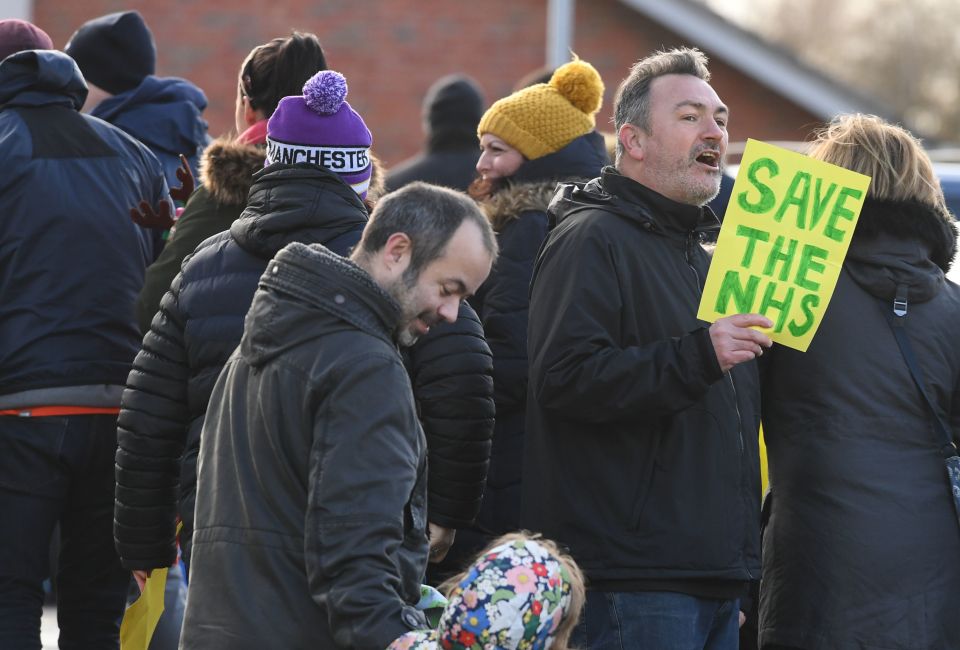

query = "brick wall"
[35, 0, 822, 169]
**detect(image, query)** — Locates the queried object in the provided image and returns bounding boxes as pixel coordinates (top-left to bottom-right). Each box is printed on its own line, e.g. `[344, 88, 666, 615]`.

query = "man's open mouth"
[696, 150, 721, 168]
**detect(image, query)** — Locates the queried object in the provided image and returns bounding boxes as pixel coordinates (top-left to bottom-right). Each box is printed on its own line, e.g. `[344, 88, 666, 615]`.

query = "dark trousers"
[572, 590, 740, 650]
[0, 415, 129, 649]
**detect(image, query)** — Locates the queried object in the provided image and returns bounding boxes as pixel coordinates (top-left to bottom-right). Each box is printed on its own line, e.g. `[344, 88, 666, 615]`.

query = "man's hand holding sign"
[699, 140, 871, 352]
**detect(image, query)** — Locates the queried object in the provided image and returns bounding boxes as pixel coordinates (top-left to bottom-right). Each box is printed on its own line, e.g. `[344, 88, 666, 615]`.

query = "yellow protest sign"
[698, 139, 871, 351]
[119, 567, 168, 650]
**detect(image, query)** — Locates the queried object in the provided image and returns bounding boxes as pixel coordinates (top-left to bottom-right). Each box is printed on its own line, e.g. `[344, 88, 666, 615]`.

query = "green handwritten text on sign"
[697, 139, 870, 352]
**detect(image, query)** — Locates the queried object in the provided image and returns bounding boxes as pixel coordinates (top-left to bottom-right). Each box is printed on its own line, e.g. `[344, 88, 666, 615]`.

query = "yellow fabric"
[120, 521, 181, 650]
[760, 424, 769, 496]
[120, 568, 167, 650]
[478, 58, 604, 160]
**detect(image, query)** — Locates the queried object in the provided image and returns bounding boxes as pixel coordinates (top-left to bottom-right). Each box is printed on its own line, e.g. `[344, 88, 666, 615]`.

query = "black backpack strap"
[881, 284, 958, 459]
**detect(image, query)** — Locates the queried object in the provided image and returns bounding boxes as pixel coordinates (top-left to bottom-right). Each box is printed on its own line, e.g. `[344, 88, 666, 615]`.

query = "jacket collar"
[259, 242, 401, 344]
[599, 167, 718, 235]
[230, 163, 368, 259]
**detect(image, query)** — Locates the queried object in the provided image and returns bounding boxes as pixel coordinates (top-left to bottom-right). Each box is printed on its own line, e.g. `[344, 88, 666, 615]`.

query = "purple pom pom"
[303, 70, 348, 116]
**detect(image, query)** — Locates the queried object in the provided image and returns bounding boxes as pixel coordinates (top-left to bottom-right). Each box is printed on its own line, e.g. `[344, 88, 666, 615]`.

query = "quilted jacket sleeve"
[114, 271, 192, 570]
[404, 301, 495, 529]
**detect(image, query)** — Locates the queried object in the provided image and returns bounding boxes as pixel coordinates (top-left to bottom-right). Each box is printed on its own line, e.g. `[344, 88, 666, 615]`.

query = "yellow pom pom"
[549, 58, 604, 115]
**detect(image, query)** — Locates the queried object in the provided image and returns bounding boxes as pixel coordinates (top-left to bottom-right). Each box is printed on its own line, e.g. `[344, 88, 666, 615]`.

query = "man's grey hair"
[613, 47, 711, 166]
[354, 182, 498, 274]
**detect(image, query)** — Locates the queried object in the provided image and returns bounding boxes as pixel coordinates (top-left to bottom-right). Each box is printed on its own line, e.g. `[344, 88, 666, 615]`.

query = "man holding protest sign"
[522, 47, 769, 649]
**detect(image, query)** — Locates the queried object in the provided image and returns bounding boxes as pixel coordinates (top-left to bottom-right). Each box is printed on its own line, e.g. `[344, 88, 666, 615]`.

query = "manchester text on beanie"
[64, 11, 156, 95]
[0, 19, 54, 62]
[477, 57, 604, 160]
[266, 70, 374, 199]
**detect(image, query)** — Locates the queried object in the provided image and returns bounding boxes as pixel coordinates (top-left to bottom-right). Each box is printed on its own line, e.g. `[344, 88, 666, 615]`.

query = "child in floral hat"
[390, 533, 585, 650]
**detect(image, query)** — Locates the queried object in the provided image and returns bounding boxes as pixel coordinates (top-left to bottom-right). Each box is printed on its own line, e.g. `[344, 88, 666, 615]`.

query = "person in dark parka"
[437, 59, 608, 573]
[65, 10, 209, 186]
[759, 114, 960, 650]
[0, 45, 167, 648]
[385, 74, 484, 193]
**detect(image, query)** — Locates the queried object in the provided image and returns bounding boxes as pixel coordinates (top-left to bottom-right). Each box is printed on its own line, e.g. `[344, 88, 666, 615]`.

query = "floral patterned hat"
[390, 537, 575, 650]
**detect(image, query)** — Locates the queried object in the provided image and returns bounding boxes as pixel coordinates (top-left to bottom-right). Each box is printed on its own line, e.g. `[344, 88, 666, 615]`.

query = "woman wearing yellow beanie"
[439, 58, 608, 576]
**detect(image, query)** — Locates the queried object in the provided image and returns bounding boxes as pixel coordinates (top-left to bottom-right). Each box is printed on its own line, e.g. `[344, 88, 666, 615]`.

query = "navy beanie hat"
[65, 11, 156, 94]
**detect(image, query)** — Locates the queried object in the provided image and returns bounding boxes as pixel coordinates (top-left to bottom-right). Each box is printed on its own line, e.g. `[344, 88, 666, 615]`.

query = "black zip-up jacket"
[522, 167, 761, 590]
[180, 242, 427, 650]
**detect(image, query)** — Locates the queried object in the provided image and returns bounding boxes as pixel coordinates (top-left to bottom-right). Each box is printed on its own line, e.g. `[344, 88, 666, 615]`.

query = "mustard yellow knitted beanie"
[478, 58, 604, 160]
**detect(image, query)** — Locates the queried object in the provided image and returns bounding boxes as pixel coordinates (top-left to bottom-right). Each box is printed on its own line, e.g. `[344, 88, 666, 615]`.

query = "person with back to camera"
[0, 21, 168, 649]
[758, 114, 960, 650]
[386, 74, 485, 193]
[114, 69, 372, 578]
[427, 58, 608, 581]
[134, 31, 329, 332]
[64, 10, 209, 188]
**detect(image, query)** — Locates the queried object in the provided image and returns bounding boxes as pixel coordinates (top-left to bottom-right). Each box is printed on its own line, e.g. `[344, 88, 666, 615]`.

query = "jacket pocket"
[404, 462, 428, 537]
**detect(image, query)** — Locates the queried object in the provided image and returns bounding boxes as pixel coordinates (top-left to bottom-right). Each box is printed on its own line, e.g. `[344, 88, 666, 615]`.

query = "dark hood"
[845, 198, 957, 303]
[91, 75, 207, 155]
[0, 49, 86, 109]
[511, 130, 608, 185]
[241, 242, 401, 366]
[230, 163, 369, 259]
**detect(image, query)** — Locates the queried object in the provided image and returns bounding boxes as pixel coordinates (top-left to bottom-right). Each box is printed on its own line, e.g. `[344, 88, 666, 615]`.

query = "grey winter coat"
[180, 242, 428, 650]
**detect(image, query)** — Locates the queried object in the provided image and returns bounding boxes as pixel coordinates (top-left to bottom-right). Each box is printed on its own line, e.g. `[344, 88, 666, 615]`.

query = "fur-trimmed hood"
[846, 198, 958, 302]
[852, 198, 957, 273]
[199, 136, 266, 206]
[480, 180, 558, 233]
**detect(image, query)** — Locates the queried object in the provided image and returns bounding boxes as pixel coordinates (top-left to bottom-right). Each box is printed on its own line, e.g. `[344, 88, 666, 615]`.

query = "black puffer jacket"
[522, 168, 761, 589]
[759, 199, 960, 650]
[402, 302, 495, 529]
[136, 136, 265, 332]
[470, 131, 607, 535]
[115, 164, 367, 569]
[180, 243, 428, 650]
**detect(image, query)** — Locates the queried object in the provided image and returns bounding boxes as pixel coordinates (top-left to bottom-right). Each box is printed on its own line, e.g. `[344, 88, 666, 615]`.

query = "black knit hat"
[65, 11, 156, 94]
[423, 74, 484, 138]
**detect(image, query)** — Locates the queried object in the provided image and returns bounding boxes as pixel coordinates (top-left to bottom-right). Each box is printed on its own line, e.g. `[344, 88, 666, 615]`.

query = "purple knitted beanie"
[266, 70, 373, 198]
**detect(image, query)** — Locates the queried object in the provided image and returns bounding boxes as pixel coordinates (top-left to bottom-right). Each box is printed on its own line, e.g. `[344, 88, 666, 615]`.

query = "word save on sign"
[697, 139, 871, 352]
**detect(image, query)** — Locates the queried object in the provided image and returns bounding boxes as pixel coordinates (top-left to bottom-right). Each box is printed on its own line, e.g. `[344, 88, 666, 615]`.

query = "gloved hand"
[169, 154, 195, 204]
[130, 199, 176, 230]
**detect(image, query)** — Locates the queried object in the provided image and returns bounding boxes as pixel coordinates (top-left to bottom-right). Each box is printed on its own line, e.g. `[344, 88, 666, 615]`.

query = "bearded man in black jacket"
[179, 182, 496, 650]
[523, 47, 772, 650]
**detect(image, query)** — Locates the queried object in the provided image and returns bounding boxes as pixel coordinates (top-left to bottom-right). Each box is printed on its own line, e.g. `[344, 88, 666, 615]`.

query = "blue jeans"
[572, 590, 741, 650]
[0, 415, 130, 649]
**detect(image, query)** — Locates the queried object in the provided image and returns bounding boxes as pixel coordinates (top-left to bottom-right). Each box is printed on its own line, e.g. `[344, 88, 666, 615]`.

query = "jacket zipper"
[685, 230, 753, 580]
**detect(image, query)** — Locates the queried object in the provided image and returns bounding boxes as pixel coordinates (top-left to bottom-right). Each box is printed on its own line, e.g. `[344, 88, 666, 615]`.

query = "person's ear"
[243, 96, 260, 127]
[380, 232, 413, 277]
[619, 123, 645, 162]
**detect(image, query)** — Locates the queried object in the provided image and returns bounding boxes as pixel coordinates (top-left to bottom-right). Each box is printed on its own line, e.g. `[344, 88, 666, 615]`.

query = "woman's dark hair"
[239, 31, 327, 118]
